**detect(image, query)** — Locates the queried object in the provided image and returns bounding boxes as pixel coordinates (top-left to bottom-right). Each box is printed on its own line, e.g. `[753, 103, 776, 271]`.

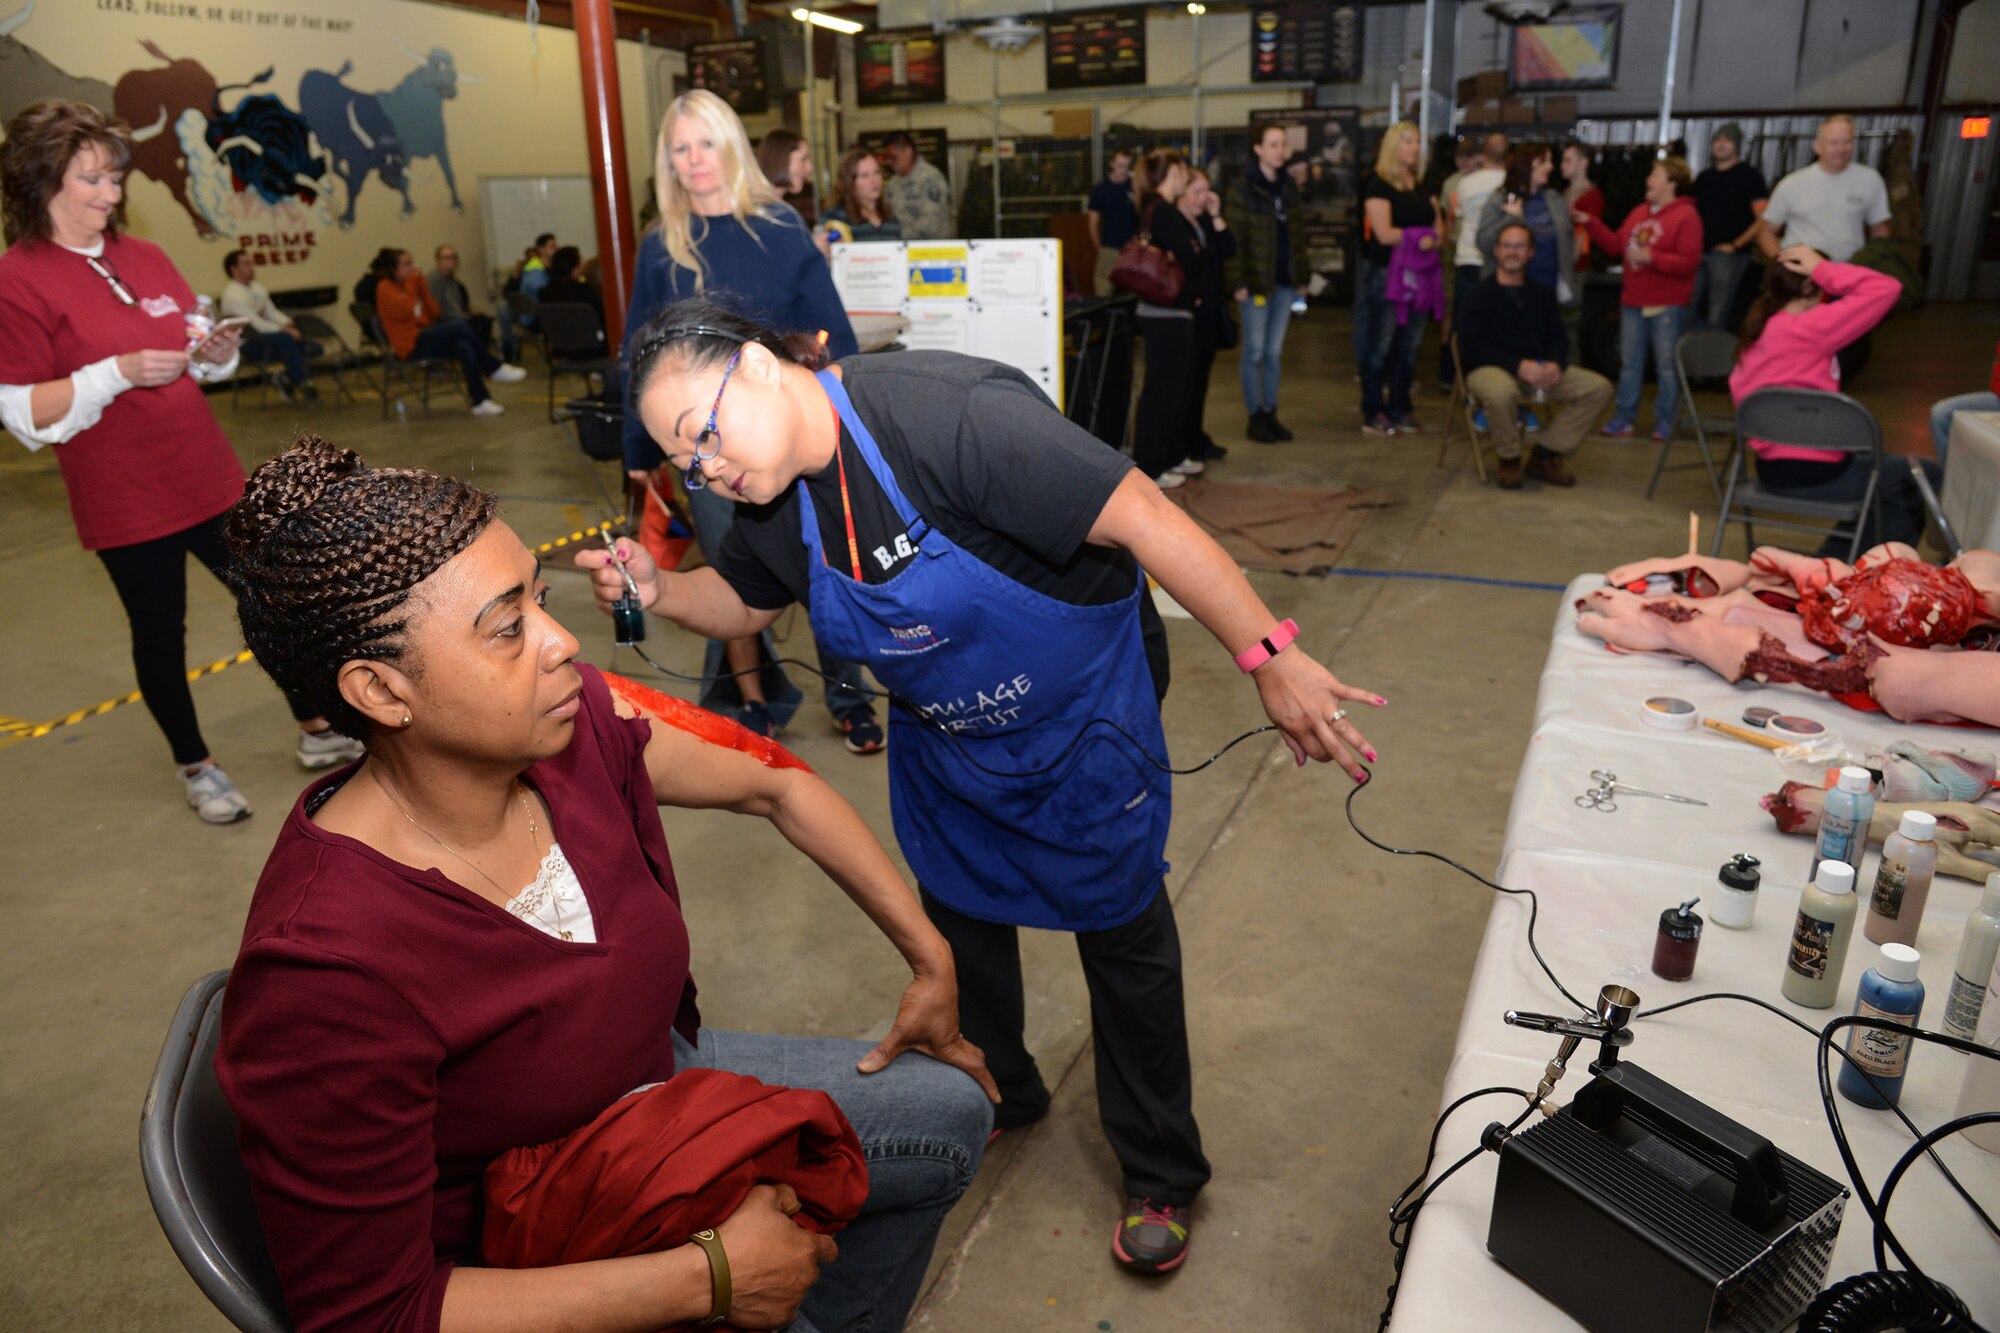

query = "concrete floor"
[1, 302, 1991, 1331]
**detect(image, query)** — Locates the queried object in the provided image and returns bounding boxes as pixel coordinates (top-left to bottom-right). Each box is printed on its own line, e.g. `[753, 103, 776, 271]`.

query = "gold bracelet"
[687, 1228, 731, 1327]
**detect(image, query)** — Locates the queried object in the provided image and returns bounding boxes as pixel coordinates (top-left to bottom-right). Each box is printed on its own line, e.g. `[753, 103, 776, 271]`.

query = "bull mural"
[203, 68, 330, 209]
[110, 40, 224, 237]
[298, 62, 406, 227]
[0, 3, 116, 116]
[376, 42, 479, 214]
[2, 22, 472, 244]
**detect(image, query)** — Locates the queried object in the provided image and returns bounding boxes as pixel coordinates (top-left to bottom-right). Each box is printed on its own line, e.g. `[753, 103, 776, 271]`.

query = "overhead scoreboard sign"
[1046, 10, 1146, 90]
[1250, 4, 1364, 83]
[857, 28, 948, 107]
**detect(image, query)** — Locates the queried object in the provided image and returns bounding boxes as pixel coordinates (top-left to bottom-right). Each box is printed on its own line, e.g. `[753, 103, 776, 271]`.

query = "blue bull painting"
[298, 43, 476, 221]
[205, 68, 330, 208]
[298, 62, 406, 226]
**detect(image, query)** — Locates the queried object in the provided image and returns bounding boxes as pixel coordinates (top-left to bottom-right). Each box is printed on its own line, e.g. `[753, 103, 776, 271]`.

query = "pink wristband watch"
[1234, 619, 1299, 673]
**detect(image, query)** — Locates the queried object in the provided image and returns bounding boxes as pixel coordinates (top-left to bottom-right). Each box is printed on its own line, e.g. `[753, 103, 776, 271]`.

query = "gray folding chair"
[1436, 335, 1490, 483]
[349, 302, 463, 420]
[140, 970, 292, 1333]
[291, 312, 361, 405]
[1909, 458, 1963, 558]
[1650, 330, 1735, 501]
[1713, 388, 1884, 561]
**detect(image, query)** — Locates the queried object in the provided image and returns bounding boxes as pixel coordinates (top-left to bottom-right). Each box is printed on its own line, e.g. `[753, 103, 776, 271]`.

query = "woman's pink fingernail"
[1373, 696, 1387, 706]
[1365, 748, 1377, 762]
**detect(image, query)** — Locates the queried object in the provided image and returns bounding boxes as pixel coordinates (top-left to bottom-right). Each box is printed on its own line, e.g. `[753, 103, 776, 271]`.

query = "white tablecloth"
[1945, 410, 2000, 552]
[1389, 575, 2000, 1330]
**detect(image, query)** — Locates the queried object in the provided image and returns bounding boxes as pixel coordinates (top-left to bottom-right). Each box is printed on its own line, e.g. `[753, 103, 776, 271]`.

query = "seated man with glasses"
[1457, 220, 1613, 490]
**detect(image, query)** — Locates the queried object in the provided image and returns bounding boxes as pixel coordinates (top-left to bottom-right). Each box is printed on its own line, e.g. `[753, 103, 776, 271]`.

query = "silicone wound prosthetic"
[1743, 631, 1882, 696]
[603, 672, 814, 773]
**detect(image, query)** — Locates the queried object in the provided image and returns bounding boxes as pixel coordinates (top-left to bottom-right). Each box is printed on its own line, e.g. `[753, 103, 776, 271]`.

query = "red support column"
[574, 0, 637, 351]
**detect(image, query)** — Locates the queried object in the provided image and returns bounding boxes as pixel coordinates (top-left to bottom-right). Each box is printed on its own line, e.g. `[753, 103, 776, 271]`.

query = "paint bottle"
[1710, 854, 1761, 930]
[1651, 898, 1703, 980]
[1809, 766, 1875, 883]
[1864, 811, 1938, 947]
[1954, 948, 2000, 1154]
[1836, 944, 1925, 1109]
[1783, 861, 1858, 1010]
[1943, 873, 2000, 1041]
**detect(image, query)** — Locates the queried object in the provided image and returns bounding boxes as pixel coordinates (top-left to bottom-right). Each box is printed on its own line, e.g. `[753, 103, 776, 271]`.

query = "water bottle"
[184, 294, 216, 353]
[394, 399, 409, 424]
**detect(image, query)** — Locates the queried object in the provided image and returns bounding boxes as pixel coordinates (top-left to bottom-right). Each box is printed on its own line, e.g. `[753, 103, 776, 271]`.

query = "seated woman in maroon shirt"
[214, 435, 996, 1333]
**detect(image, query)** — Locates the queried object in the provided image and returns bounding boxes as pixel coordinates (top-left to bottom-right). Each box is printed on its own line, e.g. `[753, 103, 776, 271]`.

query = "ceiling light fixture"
[792, 8, 865, 34]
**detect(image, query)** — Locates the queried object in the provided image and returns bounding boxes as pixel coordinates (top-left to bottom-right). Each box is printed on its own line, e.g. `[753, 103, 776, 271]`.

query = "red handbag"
[1110, 204, 1184, 305]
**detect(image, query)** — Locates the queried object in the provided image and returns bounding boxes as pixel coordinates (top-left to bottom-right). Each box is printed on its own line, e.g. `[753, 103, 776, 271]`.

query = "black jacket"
[1456, 275, 1568, 374]
[1221, 165, 1310, 297]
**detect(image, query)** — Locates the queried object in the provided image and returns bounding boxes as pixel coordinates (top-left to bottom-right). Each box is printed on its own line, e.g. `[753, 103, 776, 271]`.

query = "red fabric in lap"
[0, 235, 245, 550]
[481, 1069, 868, 1316]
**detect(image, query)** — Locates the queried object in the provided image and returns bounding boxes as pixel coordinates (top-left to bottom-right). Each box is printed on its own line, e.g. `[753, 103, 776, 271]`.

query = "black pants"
[96, 515, 312, 766]
[921, 884, 1211, 1206]
[1134, 314, 1200, 479]
[1191, 320, 1219, 448]
[413, 319, 500, 404]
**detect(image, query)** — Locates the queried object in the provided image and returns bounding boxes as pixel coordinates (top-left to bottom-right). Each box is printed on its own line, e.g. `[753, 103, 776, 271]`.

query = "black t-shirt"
[712, 352, 1170, 693]
[1362, 174, 1435, 268]
[1692, 161, 1770, 250]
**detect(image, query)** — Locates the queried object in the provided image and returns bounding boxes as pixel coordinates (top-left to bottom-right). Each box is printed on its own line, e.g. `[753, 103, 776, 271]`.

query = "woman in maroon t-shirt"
[0, 100, 362, 823]
[215, 436, 997, 1333]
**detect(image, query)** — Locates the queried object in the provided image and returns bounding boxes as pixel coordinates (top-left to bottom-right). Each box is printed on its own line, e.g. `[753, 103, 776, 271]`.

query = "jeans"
[1135, 314, 1200, 477]
[1692, 251, 1751, 331]
[1614, 304, 1688, 434]
[1236, 285, 1294, 412]
[1752, 454, 1942, 553]
[239, 330, 318, 388]
[1930, 390, 1995, 462]
[922, 885, 1210, 1207]
[412, 319, 500, 404]
[670, 1027, 991, 1333]
[97, 515, 314, 765]
[1355, 261, 1428, 421]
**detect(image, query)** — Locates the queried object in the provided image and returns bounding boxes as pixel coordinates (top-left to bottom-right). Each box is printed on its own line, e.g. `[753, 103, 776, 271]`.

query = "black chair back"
[140, 971, 291, 1332]
[539, 302, 608, 360]
[504, 291, 540, 322]
[1675, 329, 1739, 383]
[348, 302, 385, 352]
[1734, 388, 1880, 459]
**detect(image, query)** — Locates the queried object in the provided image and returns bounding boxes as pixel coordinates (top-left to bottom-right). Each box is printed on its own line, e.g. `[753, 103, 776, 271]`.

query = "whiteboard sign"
[478, 176, 599, 296]
[831, 242, 908, 314]
[903, 301, 975, 353]
[971, 241, 1057, 305]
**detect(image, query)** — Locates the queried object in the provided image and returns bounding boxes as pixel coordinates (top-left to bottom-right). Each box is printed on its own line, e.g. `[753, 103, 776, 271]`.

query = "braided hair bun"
[227, 434, 497, 738]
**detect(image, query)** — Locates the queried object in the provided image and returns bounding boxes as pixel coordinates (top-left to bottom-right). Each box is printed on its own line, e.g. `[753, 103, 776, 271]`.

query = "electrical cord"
[1799, 1270, 1976, 1333]
[621, 640, 1280, 779]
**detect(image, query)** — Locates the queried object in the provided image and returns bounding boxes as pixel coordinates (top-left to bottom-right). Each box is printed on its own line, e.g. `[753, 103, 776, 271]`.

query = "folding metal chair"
[140, 971, 292, 1333]
[1713, 388, 1885, 561]
[290, 312, 360, 405]
[1909, 457, 1963, 558]
[349, 302, 463, 419]
[1436, 336, 1490, 483]
[1649, 330, 1735, 501]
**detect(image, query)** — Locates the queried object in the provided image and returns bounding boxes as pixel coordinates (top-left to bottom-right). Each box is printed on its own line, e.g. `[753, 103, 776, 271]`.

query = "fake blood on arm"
[603, 672, 814, 774]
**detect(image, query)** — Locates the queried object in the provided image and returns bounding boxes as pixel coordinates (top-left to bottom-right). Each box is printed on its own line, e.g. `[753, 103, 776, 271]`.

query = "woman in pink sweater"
[1729, 246, 1934, 550]
[1577, 157, 1704, 441]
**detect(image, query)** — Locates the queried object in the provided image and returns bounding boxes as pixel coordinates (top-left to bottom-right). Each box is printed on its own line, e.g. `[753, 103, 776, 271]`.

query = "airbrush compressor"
[1482, 984, 1848, 1333]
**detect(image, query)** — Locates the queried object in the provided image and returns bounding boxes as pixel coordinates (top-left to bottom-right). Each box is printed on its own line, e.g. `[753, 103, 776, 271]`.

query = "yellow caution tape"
[0, 516, 626, 751]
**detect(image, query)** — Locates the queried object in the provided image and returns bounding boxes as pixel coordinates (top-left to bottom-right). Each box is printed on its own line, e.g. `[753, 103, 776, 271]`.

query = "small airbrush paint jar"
[1652, 898, 1704, 981]
[1710, 855, 1761, 930]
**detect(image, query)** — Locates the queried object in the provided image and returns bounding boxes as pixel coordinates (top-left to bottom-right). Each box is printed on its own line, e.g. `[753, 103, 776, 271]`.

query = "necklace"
[371, 768, 571, 941]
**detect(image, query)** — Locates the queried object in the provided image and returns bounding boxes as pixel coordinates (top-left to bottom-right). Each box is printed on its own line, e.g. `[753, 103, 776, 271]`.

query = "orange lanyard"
[827, 393, 864, 581]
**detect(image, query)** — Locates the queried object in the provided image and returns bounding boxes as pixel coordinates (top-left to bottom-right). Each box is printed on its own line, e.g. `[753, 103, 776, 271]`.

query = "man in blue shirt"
[1087, 149, 1138, 297]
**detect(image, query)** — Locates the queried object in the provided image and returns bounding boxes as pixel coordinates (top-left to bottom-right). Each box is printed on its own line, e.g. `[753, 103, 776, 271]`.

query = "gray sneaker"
[296, 727, 366, 769]
[178, 762, 252, 824]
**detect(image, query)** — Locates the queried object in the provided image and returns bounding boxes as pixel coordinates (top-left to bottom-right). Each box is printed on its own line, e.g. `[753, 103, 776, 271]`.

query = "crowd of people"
[1, 81, 1989, 1333]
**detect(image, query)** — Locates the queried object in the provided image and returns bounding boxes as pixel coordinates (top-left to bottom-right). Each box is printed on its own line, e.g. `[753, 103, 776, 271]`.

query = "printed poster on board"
[1046, 10, 1145, 90]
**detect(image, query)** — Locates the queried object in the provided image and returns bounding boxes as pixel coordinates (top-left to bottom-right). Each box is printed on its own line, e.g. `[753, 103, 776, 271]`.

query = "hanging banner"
[1045, 10, 1145, 91]
[857, 28, 947, 107]
[688, 37, 769, 116]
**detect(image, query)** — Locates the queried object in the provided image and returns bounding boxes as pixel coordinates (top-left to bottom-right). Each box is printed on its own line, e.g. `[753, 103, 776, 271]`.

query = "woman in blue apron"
[579, 300, 1384, 1275]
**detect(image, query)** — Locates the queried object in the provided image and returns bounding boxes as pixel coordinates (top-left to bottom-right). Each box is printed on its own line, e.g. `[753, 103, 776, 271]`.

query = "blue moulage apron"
[796, 370, 1171, 932]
